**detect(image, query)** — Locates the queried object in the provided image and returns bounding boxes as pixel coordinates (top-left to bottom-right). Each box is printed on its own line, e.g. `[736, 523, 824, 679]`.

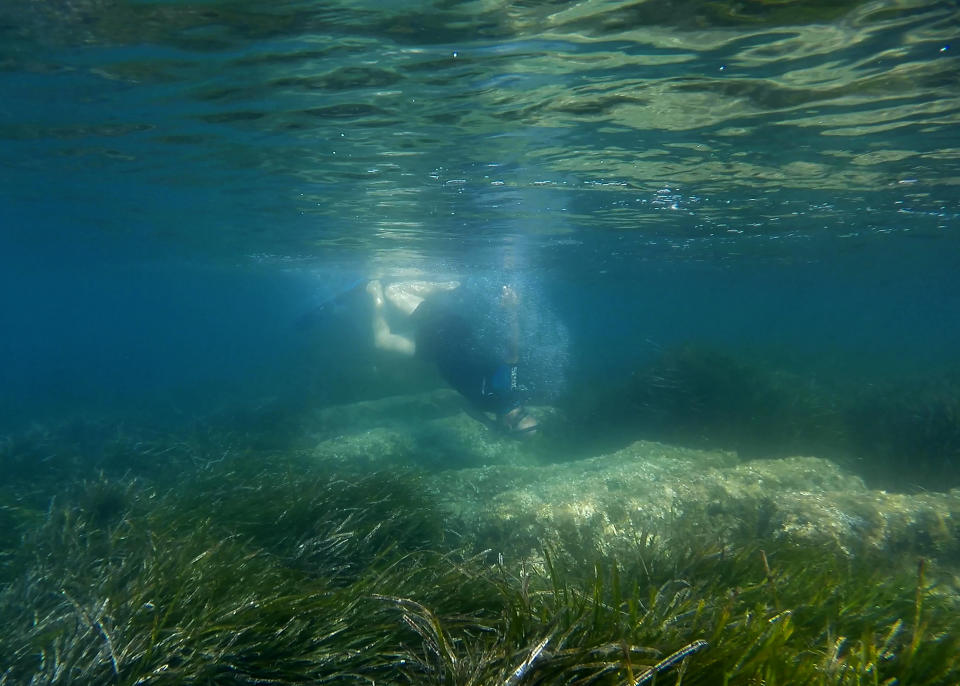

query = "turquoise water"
[2, 0, 959, 472]
[1, 3, 960, 682]
[3, 0, 958, 483]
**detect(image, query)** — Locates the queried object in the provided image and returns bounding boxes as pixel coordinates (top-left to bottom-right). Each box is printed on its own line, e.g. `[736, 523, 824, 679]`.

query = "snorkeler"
[367, 279, 539, 436]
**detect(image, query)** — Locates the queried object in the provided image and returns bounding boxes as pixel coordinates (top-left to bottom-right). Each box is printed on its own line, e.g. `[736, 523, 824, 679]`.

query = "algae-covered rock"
[309, 427, 419, 468]
[303, 392, 960, 567]
[308, 389, 463, 434]
[427, 440, 960, 566]
[304, 389, 550, 469]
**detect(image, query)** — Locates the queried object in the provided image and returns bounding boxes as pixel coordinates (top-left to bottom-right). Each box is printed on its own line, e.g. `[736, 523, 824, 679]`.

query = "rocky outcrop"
[305, 391, 960, 567]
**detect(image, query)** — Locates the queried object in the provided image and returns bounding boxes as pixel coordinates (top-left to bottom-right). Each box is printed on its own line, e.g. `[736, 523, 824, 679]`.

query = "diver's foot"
[383, 280, 459, 315]
[366, 280, 384, 308]
[386, 280, 459, 300]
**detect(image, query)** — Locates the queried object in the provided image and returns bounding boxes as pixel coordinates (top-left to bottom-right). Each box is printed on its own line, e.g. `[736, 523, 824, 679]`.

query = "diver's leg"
[367, 280, 416, 356]
[384, 280, 460, 316]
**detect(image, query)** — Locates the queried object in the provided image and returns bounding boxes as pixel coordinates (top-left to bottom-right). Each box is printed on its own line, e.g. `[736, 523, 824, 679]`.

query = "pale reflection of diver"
[367, 279, 539, 436]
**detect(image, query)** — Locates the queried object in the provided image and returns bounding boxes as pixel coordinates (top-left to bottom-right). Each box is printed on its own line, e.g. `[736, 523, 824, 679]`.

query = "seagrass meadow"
[2, 386, 959, 685]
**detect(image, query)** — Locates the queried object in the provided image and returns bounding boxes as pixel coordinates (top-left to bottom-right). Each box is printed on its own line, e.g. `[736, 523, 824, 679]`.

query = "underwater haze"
[2, 1, 960, 684]
[2, 0, 959, 436]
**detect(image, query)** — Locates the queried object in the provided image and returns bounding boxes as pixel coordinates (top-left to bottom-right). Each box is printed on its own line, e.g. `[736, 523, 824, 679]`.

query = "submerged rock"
[304, 389, 547, 470]
[308, 389, 462, 432]
[428, 440, 960, 567]
[303, 391, 960, 568]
